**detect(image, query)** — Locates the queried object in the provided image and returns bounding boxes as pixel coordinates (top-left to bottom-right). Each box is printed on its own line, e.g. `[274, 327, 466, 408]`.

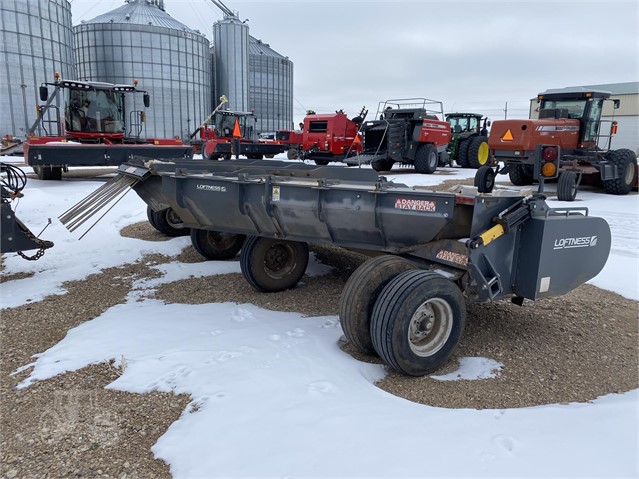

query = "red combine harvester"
[479, 87, 637, 200]
[25, 73, 193, 180]
[343, 98, 450, 173]
[298, 108, 367, 165]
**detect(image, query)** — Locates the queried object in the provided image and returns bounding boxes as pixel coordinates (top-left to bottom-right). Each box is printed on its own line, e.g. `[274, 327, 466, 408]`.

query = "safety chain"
[15, 219, 50, 261]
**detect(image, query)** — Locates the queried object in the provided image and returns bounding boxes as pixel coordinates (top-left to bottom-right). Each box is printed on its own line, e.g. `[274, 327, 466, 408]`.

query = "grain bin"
[0, 0, 75, 138]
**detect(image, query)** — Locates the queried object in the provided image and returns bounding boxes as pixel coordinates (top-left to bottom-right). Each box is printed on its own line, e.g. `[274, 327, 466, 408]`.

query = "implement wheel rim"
[407, 298, 454, 357]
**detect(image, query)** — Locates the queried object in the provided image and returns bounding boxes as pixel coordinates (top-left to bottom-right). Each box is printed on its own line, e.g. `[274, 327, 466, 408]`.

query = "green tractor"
[444, 113, 490, 168]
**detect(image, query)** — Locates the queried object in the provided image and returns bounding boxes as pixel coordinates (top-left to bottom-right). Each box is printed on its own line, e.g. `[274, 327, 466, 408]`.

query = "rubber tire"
[414, 143, 438, 174]
[467, 136, 489, 169]
[557, 171, 579, 202]
[34, 165, 62, 181]
[509, 164, 534, 186]
[287, 148, 299, 160]
[474, 166, 495, 193]
[370, 270, 466, 376]
[151, 208, 190, 237]
[371, 159, 394, 172]
[314, 159, 330, 166]
[240, 236, 309, 292]
[190, 228, 246, 260]
[603, 148, 637, 195]
[339, 255, 416, 354]
[146, 205, 159, 230]
[456, 139, 470, 168]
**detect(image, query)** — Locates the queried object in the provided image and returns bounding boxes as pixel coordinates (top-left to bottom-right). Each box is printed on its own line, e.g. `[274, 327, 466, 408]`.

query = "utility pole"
[504, 101, 508, 119]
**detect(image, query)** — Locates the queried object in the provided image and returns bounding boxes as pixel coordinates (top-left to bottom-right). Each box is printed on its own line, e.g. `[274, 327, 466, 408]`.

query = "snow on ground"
[2, 157, 638, 478]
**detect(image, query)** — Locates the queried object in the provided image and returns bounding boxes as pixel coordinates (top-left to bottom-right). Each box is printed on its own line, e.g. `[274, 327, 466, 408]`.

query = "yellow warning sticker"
[502, 129, 514, 141]
[272, 185, 281, 202]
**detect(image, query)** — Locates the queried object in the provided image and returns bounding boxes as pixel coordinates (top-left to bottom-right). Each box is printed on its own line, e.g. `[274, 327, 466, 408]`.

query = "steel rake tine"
[58, 177, 125, 221]
[66, 180, 133, 232]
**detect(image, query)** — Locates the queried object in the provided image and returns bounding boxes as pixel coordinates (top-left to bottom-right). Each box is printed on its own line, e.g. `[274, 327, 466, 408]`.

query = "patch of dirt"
[1, 257, 188, 479]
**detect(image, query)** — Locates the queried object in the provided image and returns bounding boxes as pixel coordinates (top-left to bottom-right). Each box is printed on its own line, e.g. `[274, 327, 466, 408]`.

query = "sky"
[68, 0, 639, 123]
[1, 156, 637, 477]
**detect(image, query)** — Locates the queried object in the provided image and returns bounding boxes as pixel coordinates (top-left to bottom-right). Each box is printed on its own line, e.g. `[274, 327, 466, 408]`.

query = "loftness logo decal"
[553, 235, 597, 250]
[196, 184, 227, 192]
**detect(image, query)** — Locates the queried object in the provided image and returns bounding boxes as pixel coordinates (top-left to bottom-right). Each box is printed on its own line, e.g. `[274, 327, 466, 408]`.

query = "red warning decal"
[394, 198, 436, 212]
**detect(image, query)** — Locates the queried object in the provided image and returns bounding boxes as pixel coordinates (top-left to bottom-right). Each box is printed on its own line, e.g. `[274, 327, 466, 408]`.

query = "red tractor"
[25, 73, 193, 180]
[199, 109, 286, 160]
[343, 98, 451, 174]
[476, 87, 637, 200]
[298, 108, 366, 165]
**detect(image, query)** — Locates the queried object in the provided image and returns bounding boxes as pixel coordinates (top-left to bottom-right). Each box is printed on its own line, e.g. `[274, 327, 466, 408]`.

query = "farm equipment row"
[62, 157, 611, 376]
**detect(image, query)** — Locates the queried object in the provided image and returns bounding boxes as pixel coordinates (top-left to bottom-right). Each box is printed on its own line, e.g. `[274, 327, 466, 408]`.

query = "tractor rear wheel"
[240, 236, 309, 292]
[509, 164, 534, 186]
[339, 255, 416, 354]
[414, 144, 438, 174]
[456, 139, 471, 168]
[603, 149, 637, 195]
[191, 228, 245, 260]
[474, 166, 495, 193]
[557, 171, 579, 201]
[467, 136, 489, 169]
[371, 159, 394, 172]
[150, 207, 190, 237]
[370, 270, 466, 376]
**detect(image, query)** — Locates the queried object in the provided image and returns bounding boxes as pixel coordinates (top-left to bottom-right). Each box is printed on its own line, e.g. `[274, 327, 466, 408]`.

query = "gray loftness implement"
[66, 158, 611, 376]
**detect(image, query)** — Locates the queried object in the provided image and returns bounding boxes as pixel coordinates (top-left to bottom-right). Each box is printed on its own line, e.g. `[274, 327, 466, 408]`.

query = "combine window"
[540, 100, 586, 120]
[308, 121, 328, 133]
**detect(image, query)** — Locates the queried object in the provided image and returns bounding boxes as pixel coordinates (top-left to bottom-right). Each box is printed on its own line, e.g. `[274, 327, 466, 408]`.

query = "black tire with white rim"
[414, 143, 438, 174]
[190, 229, 246, 260]
[370, 270, 466, 376]
[240, 236, 309, 292]
[339, 255, 416, 354]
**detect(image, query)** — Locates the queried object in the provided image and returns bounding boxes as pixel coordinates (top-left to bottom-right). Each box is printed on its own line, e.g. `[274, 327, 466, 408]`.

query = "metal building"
[248, 37, 294, 133]
[212, 13, 249, 113]
[0, 0, 75, 139]
[74, 0, 211, 140]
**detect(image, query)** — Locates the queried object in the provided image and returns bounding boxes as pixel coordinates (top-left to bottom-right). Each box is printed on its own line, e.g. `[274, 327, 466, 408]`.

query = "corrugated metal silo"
[74, 0, 211, 140]
[212, 14, 249, 112]
[0, 0, 75, 138]
[248, 36, 294, 133]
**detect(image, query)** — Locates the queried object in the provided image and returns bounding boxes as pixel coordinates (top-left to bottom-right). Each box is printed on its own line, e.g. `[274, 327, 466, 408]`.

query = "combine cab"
[482, 87, 637, 200]
[445, 113, 490, 168]
[344, 98, 451, 174]
[25, 74, 193, 180]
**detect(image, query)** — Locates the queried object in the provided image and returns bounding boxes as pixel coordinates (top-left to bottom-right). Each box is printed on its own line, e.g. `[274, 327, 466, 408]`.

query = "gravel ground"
[1, 215, 638, 478]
